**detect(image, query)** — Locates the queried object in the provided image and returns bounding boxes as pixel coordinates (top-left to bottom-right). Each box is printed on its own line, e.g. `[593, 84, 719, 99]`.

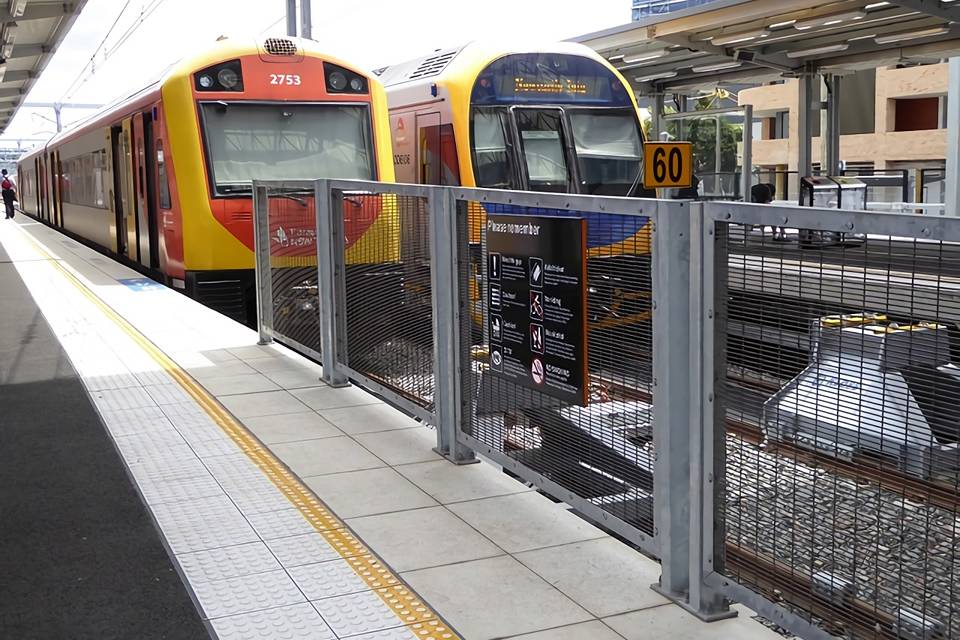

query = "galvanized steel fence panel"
[700, 202, 960, 640]
[253, 180, 323, 361]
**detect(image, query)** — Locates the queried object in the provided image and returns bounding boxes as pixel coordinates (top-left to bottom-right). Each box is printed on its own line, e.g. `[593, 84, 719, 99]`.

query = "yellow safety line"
[12, 225, 459, 640]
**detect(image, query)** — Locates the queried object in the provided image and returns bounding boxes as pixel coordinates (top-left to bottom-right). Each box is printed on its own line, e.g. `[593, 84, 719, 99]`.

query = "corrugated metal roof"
[0, 0, 88, 135]
[576, 0, 960, 92]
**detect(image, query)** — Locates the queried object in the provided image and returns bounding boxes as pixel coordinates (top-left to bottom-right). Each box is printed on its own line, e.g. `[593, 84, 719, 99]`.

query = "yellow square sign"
[643, 142, 693, 189]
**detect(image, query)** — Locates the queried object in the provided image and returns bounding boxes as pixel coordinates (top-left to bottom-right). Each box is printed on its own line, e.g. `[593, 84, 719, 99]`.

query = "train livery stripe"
[14, 223, 460, 640]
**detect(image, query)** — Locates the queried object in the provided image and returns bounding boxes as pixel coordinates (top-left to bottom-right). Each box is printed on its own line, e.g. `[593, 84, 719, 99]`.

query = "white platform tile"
[150, 495, 260, 554]
[128, 456, 209, 483]
[191, 569, 305, 619]
[114, 429, 189, 462]
[245, 508, 318, 540]
[91, 386, 157, 411]
[210, 603, 336, 640]
[134, 368, 176, 387]
[138, 473, 225, 506]
[177, 542, 282, 584]
[82, 371, 142, 392]
[266, 531, 354, 568]
[224, 485, 291, 516]
[190, 437, 246, 459]
[120, 442, 199, 467]
[313, 589, 409, 637]
[145, 382, 194, 406]
[98, 405, 173, 437]
[288, 557, 374, 600]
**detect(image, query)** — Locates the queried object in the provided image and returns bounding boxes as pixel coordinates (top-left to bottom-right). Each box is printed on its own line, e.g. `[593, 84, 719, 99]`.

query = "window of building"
[894, 97, 941, 132]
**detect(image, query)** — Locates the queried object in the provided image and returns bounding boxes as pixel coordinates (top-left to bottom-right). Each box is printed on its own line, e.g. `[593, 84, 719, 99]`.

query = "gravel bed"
[724, 438, 959, 639]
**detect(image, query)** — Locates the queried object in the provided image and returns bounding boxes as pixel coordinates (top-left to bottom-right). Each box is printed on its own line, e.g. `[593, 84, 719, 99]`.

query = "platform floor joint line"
[6, 221, 460, 640]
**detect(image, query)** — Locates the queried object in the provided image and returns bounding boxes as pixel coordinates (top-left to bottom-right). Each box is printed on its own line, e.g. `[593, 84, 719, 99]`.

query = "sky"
[0, 0, 631, 144]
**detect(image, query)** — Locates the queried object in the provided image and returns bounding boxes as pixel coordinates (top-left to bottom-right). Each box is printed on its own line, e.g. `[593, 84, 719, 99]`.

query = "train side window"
[420, 123, 461, 186]
[157, 140, 171, 209]
[470, 108, 514, 189]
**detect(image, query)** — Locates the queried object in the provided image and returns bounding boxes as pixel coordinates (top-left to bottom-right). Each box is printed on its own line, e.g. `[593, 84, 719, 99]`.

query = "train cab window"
[420, 123, 461, 186]
[568, 110, 643, 196]
[157, 141, 172, 209]
[200, 102, 374, 195]
[471, 108, 514, 189]
[513, 108, 571, 193]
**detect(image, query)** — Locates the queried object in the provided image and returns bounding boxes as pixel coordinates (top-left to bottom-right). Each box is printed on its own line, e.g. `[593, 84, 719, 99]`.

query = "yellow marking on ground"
[11, 224, 459, 639]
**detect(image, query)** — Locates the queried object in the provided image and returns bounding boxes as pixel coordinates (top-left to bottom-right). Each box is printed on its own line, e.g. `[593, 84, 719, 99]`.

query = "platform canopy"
[576, 0, 960, 92]
[0, 0, 87, 135]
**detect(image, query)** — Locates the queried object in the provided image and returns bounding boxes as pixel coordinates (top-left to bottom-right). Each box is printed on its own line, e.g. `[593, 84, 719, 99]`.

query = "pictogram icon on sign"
[529, 257, 543, 288]
[529, 290, 543, 320]
[489, 253, 501, 281]
[491, 315, 502, 342]
[491, 346, 503, 371]
[530, 323, 544, 354]
[531, 357, 544, 384]
[490, 284, 502, 310]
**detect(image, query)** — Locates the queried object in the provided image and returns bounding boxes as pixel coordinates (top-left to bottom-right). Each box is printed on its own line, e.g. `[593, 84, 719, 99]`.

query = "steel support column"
[651, 200, 694, 608]
[315, 179, 349, 386]
[285, 0, 297, 37]
[428, 188, 476, 464]
[741, 105, 753, 201]
[822, 74, 841, 176]
[252, 182, 273, 345]
[946, 58, 960, 217]
[686, 202, 736, 621]
[299, 0, 312, 40]
[796, 72, 815, 179]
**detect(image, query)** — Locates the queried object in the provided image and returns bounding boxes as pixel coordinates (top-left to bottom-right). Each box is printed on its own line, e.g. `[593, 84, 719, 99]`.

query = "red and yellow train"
[18, 36, 394, 324]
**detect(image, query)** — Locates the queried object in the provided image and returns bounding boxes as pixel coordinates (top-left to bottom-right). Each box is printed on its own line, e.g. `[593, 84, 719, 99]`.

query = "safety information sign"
[486, 214, 588, 405]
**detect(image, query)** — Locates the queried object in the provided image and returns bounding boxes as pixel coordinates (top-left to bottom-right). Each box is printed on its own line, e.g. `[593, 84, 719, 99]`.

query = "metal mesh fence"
[335, 192, 435, 411]
[263, 183, 322, 356]
[458, 198, 658, 548]
[714, 217, 960, 640]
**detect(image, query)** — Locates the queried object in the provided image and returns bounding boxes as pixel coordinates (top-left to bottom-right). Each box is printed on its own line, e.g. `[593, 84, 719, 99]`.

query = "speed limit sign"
[643, 142, 693, 188]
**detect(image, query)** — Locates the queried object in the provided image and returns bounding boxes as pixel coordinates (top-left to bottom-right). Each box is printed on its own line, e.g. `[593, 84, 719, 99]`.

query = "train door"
[111, 122, 136, 259]
[33, 157, 40, 215]
[416, 112, 442, 185]
[38, 154, 48, 222]
[52, 151, 63, 227]
[110, 126, 128, 256]
[131, 111, 158, 268]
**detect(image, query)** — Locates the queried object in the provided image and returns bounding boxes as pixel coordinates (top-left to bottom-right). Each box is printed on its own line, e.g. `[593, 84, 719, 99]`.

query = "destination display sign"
[486, 214, 588, 405]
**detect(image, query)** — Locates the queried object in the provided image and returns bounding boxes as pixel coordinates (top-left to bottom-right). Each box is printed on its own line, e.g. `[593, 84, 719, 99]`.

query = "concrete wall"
[739, 63, 948, 171]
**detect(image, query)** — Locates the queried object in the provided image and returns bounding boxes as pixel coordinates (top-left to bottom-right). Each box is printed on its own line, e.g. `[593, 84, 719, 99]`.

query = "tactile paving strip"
[9, 225, 463, 640]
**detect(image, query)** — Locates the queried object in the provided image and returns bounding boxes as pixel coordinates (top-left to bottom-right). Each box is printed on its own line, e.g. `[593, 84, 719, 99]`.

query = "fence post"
[252, 181, 273, 345]
[428, 187, 475, 464]
[686, 202, 736, 620]
[315, 178, 349, 387]
[651, 198, 693, 605]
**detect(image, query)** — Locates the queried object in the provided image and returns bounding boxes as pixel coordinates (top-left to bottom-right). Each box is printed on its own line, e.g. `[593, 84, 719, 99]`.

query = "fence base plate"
[650, 583, 738, 622]
[433, 447, 479, 466]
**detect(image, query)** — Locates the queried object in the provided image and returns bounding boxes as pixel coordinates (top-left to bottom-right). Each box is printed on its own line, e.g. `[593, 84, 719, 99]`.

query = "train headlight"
[328, 71, 347, 91]
[217, 67, 240, 90]
[323, 62, 368, 94]
[194, 59, 243, 92]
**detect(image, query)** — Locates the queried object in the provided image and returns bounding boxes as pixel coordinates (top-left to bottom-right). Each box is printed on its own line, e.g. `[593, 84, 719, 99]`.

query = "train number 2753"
[269, 74, 302, 85]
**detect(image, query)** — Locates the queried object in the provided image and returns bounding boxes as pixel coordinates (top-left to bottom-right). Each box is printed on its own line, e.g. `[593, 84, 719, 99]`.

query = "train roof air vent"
[409, 49, 458, 80]
[264, 37, 298, 56]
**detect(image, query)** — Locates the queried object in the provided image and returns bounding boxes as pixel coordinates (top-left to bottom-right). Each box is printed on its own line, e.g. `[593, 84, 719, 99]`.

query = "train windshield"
[469, 52, 644, 196]
[568, 110, 642, 195]
[200, 102, 374, 194]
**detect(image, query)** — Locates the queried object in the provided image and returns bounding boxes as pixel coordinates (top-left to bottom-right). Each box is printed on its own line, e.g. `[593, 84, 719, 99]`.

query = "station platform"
[0, 215, 783, 640]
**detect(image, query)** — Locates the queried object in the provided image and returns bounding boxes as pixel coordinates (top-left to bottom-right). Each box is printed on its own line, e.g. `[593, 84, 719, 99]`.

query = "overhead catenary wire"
[59, 0, 134, 102]
[63, 0, 171, 101]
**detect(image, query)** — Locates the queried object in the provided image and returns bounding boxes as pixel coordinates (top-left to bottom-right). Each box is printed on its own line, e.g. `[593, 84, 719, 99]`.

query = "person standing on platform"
[1, 169, 16, 219]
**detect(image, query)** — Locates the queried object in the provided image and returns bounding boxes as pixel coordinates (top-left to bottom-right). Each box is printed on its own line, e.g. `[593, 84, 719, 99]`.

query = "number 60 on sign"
[643, 142, 693, 189]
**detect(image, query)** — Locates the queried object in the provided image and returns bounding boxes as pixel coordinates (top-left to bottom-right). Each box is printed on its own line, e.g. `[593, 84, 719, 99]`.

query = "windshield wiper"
[219, 183, 252, 195]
